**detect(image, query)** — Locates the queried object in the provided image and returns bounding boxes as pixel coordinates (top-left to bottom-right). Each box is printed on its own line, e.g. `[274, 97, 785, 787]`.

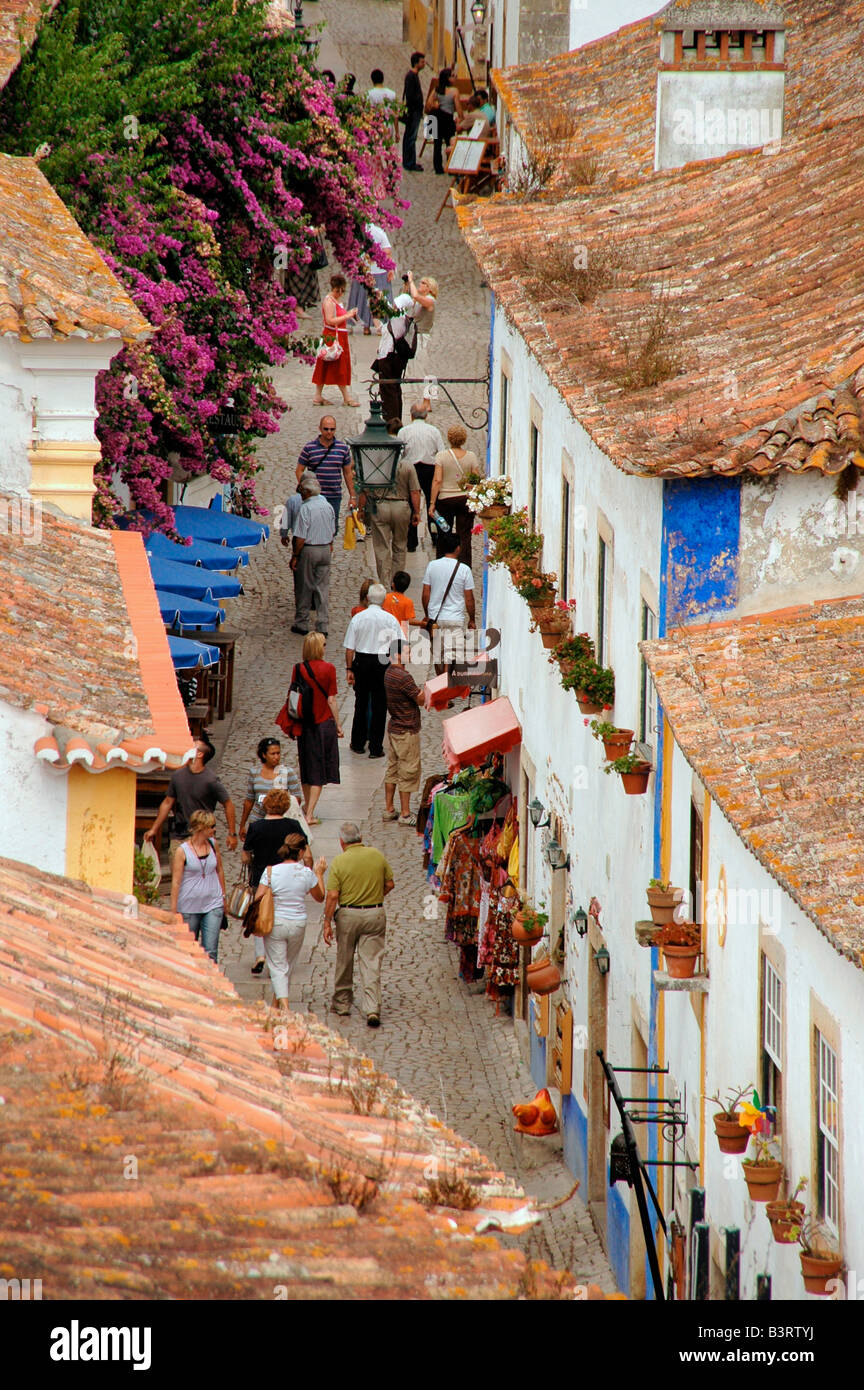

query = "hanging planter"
[594, 725, 634, 760]
[742, 1159, 783, 1203]
[466, 476, 512, 523]
[479, 503, 511, 520]
[562, 653, 615, 714]
[799, 1251, 843, 1296]
[767, 1200, 805, 1244]
[713, 1114, 751, 1155]
[646, 880, 685, 925]
[526, 955, 561, 995]
[512, 903, 548, 946]
[653, 923, 701, 978]
[605, 753, 652, 794]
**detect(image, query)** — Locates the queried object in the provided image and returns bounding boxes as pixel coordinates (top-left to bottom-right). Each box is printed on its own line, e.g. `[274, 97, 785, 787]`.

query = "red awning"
[424, 671, 471, 710]
[442, 697, 521, 773]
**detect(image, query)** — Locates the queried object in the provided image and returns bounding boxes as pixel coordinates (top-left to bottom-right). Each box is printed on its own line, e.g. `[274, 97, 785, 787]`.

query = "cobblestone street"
[201, 0, 615, 1288]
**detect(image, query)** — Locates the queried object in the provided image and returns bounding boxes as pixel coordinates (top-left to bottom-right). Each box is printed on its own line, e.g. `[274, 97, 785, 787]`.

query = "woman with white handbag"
[241, 789, 312, 977]
[312, 274, 360, 408]
[251, 833, 327, 1009]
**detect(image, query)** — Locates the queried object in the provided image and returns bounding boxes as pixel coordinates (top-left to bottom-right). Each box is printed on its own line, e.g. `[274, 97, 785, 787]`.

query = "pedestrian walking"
[280, 469, 317, 616]
[382, 571, 416, 633]
[422, 533, 476, 675]
[290, 475, 337, 635]
[170, 810, 226, 964]
[343, 583, 404, 757]
[382, 643, 425, 825]
[360, 449, 420, 591]
[144, 735, 238, 856]
[292, 632, 344, 825]
[402, 271, 437, 390]
[323, 821, 395, 1026]
[426, 68, 461, 174]
[372, 292, 417, 423]
[312, 274, 360, 407]
[252, 832, 327, 1010]
[242, 787, 308, 977]
[398, 402, 444, 550]
[347, 223, 395, 334]
[401, 51, 426, 171]
[295, 416, 357, 528]
[239, 737, 302, 840]
[430, 423, 480, 566]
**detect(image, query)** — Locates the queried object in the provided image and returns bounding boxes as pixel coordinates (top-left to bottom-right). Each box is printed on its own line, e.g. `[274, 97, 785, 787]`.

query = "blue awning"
[147, 553, 243, 600]
[168, 635, 221, 671]
[173, 503, 268, 548]
[145, 531, 248, 570]
[155, 588, 225, 630]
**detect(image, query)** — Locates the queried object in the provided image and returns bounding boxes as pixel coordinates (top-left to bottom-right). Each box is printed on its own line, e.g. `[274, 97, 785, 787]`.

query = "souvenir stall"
[418, 696, 523, 1013]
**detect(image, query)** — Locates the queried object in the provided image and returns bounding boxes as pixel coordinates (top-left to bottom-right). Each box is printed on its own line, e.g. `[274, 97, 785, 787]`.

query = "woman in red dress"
[312, 274, 360, 407]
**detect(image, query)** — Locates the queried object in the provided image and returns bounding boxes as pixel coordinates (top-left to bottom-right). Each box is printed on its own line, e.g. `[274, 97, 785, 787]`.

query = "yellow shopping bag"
[343, 513, 356, 550]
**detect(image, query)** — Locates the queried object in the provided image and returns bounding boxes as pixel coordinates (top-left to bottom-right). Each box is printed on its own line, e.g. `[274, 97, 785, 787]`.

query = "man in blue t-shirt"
[295, 416, 357, 526]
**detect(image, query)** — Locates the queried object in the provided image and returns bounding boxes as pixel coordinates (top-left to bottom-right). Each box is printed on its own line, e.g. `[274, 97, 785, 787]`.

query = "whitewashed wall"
[662, 737, 864, 1299]
[0, 702, 68, 876]
[0, 341, 35, 495]
[489, 305, 664, 1078]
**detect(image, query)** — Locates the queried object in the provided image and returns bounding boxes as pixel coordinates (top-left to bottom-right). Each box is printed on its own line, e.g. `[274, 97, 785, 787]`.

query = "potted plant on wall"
[526, 954, 562, 996]
[512, 901, 549, 946]
[652, 921, 701, 978]
[645, 879, 685, 924]
[797, 1216, 843, 1296]
[533, 598, 575, 649]
[513, 567, 558, 612]
[741, 1134, 784, 1203]
[766, 1177, 807, 1245]
[706, 1085, 753, 1154]
[465, 474, 512, 521]
[562, 656, 615, 714]
[605, 750, 651, 794]
[487, 508, 542, 570]
[590, 719, 634, 761]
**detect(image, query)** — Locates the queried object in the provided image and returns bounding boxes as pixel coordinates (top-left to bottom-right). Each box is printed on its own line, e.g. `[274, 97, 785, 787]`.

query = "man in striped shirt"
[295, 416, 357, 527]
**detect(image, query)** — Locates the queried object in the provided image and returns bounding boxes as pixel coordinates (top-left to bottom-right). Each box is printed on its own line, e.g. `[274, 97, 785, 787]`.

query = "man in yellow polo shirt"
[323, 821, 395, 1026]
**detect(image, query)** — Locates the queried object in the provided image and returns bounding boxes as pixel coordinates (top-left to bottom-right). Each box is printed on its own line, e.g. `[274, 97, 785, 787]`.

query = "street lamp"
[471, 0, 487, 23]
[528, 797, 549, 829]
[572, 906, 588, 937]
[347, 392, 404, 512]
[545, 837, 570, 872]
[593, 945, 610, 976]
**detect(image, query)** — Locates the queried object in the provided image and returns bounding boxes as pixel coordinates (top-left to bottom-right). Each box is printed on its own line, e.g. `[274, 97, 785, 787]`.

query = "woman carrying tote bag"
[250, 833, 327, 1010]
[430, 423, 480, 567]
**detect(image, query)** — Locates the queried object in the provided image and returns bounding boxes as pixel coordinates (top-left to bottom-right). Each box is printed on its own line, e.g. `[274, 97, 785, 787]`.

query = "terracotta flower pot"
[479, 504, 510, 520]
[576, 691, 604, 714]
[646, 885, 685, 925]
[742, 1160, 783, 1203]
[661, 943, 700, 979]
[541, 629, 569, 649]
[526, 956, 561, 995]
[713, 1113, 750, 1155]
[766, 1200, 805, 1244]
[621, 762, 651, 794]
[512, 911, 544, 945]
[601, 729, 633, 760]
[800, 1251, 843, 1296]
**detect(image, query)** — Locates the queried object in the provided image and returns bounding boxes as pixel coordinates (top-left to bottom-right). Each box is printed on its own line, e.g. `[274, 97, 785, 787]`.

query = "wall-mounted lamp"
[572, 906, 588, 937]
[528, 797, 550, 829]
[545, 838, 570, 872]
[593, 945, 610, 976]
[470, 0, 487, 23]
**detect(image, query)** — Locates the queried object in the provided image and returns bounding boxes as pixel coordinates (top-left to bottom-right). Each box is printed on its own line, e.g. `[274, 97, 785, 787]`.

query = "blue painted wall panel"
[607, 1186, 631, 1295]
[529, 1000, 547, 1089]
[662, 477, 741, 629]
[561, 1091, 587, 1191]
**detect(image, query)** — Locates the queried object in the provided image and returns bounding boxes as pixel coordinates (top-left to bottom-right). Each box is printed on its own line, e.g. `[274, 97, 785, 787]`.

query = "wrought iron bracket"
[364, 373, 490, 432]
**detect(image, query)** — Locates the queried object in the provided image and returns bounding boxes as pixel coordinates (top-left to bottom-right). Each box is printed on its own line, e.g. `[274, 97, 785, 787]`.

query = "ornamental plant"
[487, 507, 543, 567]
[589, 719, 619, 740]
[551, 632, 595, 669]
[0, 0, 405, 530]
[512, 569, 557, 604]
[705, 1085, 755, 1120]
[562, 656, 615, 706]
[604, 750, 648, 775]
[465, 475, 513, 513]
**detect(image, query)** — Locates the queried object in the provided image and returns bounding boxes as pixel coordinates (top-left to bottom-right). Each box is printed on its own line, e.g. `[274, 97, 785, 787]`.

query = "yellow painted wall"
[65, 766, 136, 893]
[406, 0, 431, 53]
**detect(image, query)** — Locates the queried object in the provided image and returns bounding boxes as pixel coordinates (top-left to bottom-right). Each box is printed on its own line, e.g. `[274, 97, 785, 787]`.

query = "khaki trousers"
[332, 905, 386, 1016]
[370, 500, 410, 590]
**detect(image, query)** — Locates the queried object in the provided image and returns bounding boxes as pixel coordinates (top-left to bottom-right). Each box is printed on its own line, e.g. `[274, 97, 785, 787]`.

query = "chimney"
[655, 1, 787, 172]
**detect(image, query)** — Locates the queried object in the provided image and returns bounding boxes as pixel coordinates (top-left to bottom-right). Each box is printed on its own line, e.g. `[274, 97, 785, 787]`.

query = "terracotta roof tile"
[0, 0, 59, 91]
[0, 505, 192, 767]
[0, 856, 598, 1300]
[641, 595, 864, 965]
[466, 1, 864, 477]
[0, 154, 150, 343]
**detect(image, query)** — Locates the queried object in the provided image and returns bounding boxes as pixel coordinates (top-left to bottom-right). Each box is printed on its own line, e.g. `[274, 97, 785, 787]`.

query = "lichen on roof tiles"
[0, 154, 151, 344]
[642, 594, 864, 963]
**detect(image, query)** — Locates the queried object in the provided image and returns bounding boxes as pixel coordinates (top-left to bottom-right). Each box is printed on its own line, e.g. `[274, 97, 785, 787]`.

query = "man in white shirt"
[290, 476, 337, 635]
[373, 292, 417, 423]
[366, 69, 397, 104]
[343, 584, 404, 757]
[422, 534, 475, 674]
[399, 402, 444, 551]
[280, 470, 318, 618]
